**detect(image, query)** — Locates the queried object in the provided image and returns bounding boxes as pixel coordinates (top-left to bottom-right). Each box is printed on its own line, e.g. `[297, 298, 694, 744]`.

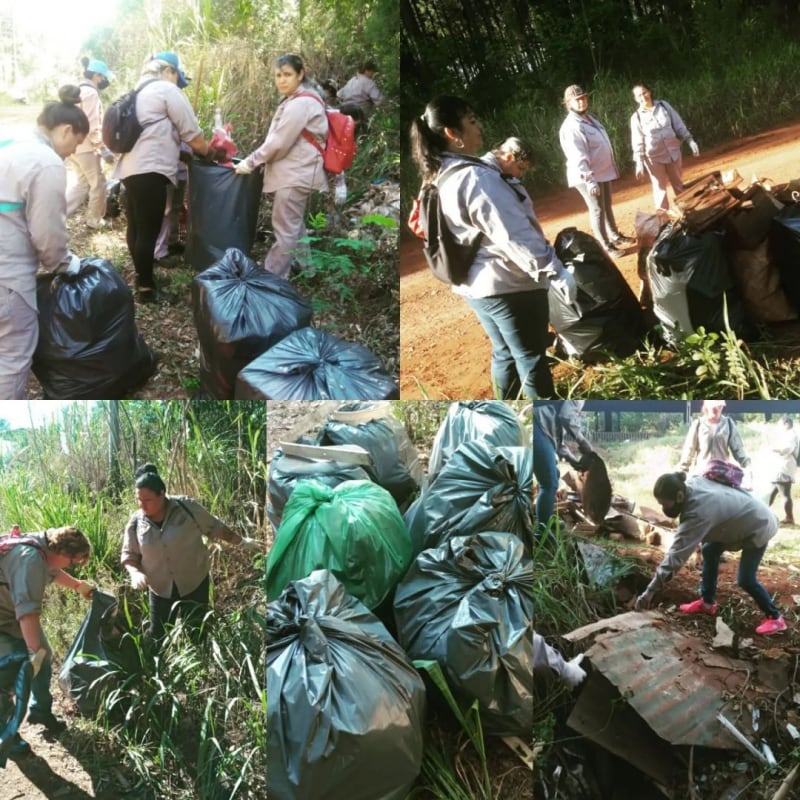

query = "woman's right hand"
[587, 180, 600, 197]
[129, 570, 149, 591]
[634, 161, 645, 180]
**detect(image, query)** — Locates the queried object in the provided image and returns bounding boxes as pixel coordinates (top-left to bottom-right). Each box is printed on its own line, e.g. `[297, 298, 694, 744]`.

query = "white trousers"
[66, 151, 106, 222]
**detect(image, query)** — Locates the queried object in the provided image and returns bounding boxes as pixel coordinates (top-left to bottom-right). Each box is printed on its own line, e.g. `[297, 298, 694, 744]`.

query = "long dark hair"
[653, 472, 686, 501]
[135, 463, 166, 494]
[410, 95, 474, 184]
[37, 85, 90, 135]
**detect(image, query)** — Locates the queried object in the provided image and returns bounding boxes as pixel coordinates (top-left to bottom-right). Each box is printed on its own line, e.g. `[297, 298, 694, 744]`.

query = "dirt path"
[400, 120, 800, 399]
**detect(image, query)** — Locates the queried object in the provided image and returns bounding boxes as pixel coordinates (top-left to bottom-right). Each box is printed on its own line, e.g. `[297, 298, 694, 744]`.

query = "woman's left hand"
[240, 537, 263, 552]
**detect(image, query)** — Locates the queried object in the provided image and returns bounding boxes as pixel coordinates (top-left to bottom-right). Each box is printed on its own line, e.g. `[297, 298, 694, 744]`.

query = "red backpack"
[296, 92, 356, 174]
[702, 459, 744, 489]
[0, 534, 46, 559]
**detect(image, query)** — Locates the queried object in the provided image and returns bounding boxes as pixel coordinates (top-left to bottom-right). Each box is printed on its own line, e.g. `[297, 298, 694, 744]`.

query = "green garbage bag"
[394, 531, 533, 736]
[267, 569, 426, 800]
[266, 479, 413, 608]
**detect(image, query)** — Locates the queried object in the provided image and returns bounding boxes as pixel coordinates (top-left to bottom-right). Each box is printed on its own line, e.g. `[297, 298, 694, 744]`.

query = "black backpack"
[418, 157, 487, 285]
[102, 79, 159, 154]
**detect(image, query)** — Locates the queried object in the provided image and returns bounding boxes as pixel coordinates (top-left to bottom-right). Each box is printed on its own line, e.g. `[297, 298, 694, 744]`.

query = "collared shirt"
[559, 111, 619, 188]
[244, 86, 328, 194]
[437, 153, 564, 298]
[120, 495, 225, 598]
[0, 533, 58, 638]
[337, 73, 384, 113]
[646, 477, 778, 593]
[534, 401, 589, 453]
[114, 78, 202, 186]
[630, 100, 692, 165]
[0, 132, 71, 310]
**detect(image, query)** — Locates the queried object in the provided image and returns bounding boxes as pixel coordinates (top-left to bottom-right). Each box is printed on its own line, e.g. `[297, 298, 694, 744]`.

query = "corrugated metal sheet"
[566, 612, 751, 750]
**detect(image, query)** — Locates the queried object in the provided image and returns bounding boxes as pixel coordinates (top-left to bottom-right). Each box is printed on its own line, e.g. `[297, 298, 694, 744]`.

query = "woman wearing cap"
[0, 86, 88, 398]
[114, 51, 227, 301]
[121, 464, 262, 642]
[409, 95, 576, 400]
[235, 54, 328, 278]
[631, 83, 699, 211]
[678, 400, 751, 484]
[635, 471, 786, 636]
[558, 84, 634, 259]
[66, 57, 115, 229]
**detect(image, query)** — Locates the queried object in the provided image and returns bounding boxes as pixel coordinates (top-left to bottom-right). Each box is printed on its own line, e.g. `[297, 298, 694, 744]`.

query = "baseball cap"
[86, 59, 114, 81]
[563, 84, 588, 102]
[153, 51, 189, 89]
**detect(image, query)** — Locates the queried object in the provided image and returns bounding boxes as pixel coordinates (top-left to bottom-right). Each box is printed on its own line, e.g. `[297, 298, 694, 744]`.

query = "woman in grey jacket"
[410, 95, 575, 400]
[559, 84, 634, 259]
[630, 83, 699, 210]
[0, 86, 88, 398]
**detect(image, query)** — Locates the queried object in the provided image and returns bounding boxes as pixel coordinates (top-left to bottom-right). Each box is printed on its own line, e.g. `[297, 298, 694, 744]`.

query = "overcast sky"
[0, 401, 96, 430]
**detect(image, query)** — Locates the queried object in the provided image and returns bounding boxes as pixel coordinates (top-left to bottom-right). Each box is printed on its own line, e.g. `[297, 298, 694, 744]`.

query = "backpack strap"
[434, 157, 492, 248]
[293, 91, 327, 156]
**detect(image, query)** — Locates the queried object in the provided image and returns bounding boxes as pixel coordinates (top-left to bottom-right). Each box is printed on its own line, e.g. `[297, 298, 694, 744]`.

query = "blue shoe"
[9, 734, 30, 756]
[27, 709, 67, 733]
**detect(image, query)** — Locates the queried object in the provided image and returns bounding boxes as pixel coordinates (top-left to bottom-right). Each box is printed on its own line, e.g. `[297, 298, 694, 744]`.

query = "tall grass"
[0, 400, 266, 799]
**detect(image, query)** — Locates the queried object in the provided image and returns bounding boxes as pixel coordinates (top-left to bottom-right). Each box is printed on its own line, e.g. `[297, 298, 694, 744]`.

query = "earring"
[454, 138, 465, 150]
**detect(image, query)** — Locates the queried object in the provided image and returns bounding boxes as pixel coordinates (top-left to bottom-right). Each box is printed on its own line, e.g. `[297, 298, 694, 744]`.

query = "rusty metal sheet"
[581, 618, 747, 749]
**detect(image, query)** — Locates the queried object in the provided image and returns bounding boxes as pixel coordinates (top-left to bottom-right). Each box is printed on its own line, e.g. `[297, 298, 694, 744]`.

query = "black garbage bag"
[267, 569, 426, 800]
[428, 401, 525, 480]
[316, 403, 422, 506]
[234, 327, 400, 399]
[768, 204, 800, 311]
[57, 590, 127, 717]
[394, 532, 533, 736]
[0, 652, 33, 768]
[647, 223, 748, 345]
[405, 442, 533, 554]
[268, 446, 371, 530]
[185, 160, 263, 271]
[192, 248, 312, 398]
[550, 227, 646, 361]
[33, 258, 156, 398]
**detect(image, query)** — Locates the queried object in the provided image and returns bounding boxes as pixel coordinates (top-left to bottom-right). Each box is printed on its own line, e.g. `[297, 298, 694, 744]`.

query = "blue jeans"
[575, 181, 620, 246]
[0, 632, 53, 714]
[700, 541, 780, 618]
[465, 289, 553, 400]
[534, 422, 559, 536]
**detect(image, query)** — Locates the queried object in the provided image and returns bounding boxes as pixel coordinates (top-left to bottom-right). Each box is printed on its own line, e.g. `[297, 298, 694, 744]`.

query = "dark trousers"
[122, 172, 169, 289]
[149, 574, 210, 641]
[465, 289, 554, 400]
[769, 482, 794, 520]
[700, 541, 780, 618]
[533, 422, 559, 536]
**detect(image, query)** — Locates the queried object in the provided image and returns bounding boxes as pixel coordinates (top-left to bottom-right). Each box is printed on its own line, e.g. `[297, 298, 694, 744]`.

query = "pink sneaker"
[679, 598, 718, 615]
[755, 616, 787, 635]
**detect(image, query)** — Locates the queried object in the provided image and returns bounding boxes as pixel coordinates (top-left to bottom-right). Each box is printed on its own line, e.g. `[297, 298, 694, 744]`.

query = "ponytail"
[410, 95, 473, 185]
[37, 85, 90, 135]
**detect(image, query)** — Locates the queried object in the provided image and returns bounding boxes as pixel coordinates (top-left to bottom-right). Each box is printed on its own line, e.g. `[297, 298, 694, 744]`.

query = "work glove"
[689, 139, 700, 157]
[234, 160, 254, 175]
[76, 580, 95, 600]
[742, 467, 753, 491]
[63, 252, 82, 275]
[586, 180, 600, 197]
[550, 266, 577, 304]
[634, 160, 645, 180]
[561, 653, 587, 688]
[100, 148, 115, 164]
[240, 536, 262, 553]
[634, 590, 654, 610]
[129, 570, 148, 591]
[29, 648, 47, 678]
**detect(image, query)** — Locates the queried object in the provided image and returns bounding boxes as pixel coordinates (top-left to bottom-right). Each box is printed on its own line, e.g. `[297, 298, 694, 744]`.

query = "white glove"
[64, 253, 81, 275]
[742, 468, 753, 491]
[561, 653, 587, 688]
[240, 536, 262, 552]
[689, 139, 700, 157]
[587, 180, 600, 197]
[76, 580, 95, 600]
[129, 570, 149, 591]
[634, 161, 645, 180]
[29, 648, 47, 678]
[551, 267, 577, 304]
[100, 148, 115, 164]
[235, 161, 253, 175]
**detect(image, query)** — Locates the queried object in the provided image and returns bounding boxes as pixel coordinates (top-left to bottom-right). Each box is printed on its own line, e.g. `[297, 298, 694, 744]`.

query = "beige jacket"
[243, 86, 328, 194]
[114, 78, 202, 186]
[75, 82, 104, 155]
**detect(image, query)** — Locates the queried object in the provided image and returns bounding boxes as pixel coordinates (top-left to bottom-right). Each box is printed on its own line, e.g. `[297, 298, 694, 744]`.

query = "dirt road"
[400, 121, 800, 399]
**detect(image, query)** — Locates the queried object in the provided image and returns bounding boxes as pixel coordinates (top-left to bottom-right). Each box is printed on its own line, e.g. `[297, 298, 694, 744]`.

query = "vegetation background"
[0, 400, 266, 799]
[401, 0, 800, 208]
